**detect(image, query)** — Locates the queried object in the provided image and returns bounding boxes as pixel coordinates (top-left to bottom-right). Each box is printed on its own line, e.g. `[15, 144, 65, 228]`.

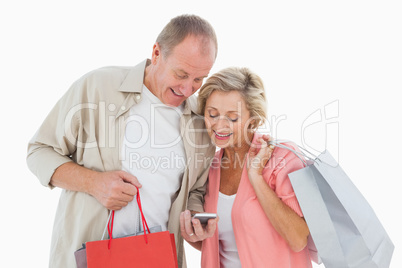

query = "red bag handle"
[107, 186, 150, 249]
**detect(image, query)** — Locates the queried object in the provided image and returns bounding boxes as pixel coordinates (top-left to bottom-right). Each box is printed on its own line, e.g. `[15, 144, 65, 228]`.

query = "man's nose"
[180, 80, 196, 97]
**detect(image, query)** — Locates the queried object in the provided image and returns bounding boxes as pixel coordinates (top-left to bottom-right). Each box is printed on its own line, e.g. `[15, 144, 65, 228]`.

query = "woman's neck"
[222, 132, 255, 167]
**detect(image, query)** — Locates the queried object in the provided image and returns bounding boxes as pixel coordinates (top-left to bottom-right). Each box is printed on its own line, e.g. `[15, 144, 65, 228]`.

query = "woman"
[183, 67, 312, 267]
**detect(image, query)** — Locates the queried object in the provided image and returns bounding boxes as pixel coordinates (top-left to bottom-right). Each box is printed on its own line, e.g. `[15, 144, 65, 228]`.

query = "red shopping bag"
[84, 188, 178, 268]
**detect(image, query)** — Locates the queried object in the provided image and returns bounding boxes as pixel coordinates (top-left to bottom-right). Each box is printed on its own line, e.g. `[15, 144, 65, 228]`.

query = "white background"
[1, 0, 401, 267]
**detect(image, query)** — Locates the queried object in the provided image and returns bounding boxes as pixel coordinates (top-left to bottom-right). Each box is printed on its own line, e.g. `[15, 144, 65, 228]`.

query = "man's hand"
[180, 210, 218, 243]
[89, 170, 142, 211]
[50, 162, 141, 211]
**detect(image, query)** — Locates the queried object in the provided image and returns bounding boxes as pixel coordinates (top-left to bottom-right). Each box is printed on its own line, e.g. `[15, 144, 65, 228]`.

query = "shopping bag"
[74, 225, 168, 268]
[285, 148, 394, 268]
[75, 188, 178, 268]
[86, 229, 177, 268]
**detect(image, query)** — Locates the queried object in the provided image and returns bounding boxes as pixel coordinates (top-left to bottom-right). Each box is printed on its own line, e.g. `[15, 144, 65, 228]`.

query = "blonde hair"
[156, 14, 218, 59]
[198, 67, 267, 129]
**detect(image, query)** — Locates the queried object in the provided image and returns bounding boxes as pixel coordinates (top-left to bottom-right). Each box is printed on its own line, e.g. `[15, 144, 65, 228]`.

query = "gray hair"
[156, 14, 218, 58]
[198, 67, 267, 130]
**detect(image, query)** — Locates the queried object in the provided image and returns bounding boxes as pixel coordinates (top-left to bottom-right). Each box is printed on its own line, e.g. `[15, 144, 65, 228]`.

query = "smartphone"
[192, 213, 217, 225]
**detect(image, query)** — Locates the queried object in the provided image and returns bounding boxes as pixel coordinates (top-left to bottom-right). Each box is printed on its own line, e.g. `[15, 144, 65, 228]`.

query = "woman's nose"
[214, 116, 231, 128]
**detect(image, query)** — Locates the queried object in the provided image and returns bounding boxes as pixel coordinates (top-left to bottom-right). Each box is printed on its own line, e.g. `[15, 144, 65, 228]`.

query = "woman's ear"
[249, 119, 257, 130]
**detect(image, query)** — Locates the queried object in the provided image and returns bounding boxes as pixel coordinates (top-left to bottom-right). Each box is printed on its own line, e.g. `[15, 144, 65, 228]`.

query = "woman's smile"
[214, 131, 233, 140]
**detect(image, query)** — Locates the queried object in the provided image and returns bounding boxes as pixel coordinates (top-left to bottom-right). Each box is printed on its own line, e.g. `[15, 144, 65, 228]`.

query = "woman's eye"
[209, 114, 218, 118]
[229, 118, 238, 122]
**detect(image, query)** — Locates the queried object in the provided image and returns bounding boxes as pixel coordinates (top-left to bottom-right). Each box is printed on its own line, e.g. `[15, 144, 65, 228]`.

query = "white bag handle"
[268, 140, 318, 166]
[101, 211, 113, 240]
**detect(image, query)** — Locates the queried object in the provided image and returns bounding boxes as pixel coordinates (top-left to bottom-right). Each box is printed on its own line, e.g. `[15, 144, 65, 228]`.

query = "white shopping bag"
[286, 149, 394, 268]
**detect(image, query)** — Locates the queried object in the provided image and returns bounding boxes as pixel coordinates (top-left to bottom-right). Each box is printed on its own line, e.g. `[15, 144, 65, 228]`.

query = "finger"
[205, 218, 218, 237]
[266, 138, 275, 151]
[110, 205, 123, 211]
[260, 137, 275, 152]
[268, 143, 275, 151]
[261, 134, 270, 142]
[262, 134, 274, 144]
[260, 137, 268, 145]
[264, 135, 275, 150]
[255, 140, 273, 166]
[120, 171, 142, 188]
[248, 147, 257, 157]
[183, 210, 195, 238]
[256, 144, 272, 160]
[105, 200, 128, 211]
[260, 135, 274, 148]
[192, 218, 205, 238]
[268, 135, 273, 143]
[256, 138, 268, 152]
[117, 192, 135, 203]
[120, 182, 138, 197]
[249, 137, 264, 157]
[179, 212, 188, 237]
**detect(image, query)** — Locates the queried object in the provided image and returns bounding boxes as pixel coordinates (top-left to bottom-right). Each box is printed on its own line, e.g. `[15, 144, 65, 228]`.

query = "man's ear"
[151, 42, 161, 64]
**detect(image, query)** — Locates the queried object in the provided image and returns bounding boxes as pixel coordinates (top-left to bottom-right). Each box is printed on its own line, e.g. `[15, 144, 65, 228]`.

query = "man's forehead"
[169, 61, 211, 78]
[166, 36, 215, 75]
[175, 68, 189, 75]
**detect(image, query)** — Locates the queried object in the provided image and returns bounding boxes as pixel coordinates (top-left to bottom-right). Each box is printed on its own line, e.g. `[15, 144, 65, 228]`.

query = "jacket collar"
[118, 59, 149, 94]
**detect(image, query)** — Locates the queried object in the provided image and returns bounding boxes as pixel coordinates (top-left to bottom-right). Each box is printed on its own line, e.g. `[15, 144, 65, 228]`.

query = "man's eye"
[177, 74, 187, 79]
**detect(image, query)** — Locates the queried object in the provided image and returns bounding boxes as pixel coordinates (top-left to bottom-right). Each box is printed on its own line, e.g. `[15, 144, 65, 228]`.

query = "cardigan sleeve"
[267, 144, 305, 217]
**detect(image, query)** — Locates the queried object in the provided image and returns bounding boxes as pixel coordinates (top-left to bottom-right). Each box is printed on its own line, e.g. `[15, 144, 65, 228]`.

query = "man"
[27, 14, 218, 267]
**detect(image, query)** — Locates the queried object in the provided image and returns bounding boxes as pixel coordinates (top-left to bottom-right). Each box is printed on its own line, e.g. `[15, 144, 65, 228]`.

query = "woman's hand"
[247, 134, 275, 177]
[247, 136, 310, 252]
[179, 210, 218, 250]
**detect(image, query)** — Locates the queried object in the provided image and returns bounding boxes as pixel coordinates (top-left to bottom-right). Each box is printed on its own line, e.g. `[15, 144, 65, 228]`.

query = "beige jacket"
[27, 59, 215, 268]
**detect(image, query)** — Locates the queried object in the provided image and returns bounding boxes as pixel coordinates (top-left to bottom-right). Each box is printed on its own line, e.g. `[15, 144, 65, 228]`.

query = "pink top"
[201, 134, 312, 268]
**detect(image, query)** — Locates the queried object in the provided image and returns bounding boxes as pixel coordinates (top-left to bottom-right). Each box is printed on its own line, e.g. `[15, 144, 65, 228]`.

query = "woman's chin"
[211, 138, 231, 149]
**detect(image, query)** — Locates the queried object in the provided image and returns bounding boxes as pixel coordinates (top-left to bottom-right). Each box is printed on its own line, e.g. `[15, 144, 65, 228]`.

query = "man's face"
[148, 35, 216, 107]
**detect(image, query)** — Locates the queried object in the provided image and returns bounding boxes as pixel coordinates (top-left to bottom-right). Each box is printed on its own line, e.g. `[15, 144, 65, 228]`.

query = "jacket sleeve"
[187, 158, 211, 212]
[186, 123, 216, 213]
[26, 77, 86, 188]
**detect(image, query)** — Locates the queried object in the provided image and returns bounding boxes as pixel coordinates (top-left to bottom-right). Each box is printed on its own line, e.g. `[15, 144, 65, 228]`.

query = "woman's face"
[204, 90, 254, 149]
